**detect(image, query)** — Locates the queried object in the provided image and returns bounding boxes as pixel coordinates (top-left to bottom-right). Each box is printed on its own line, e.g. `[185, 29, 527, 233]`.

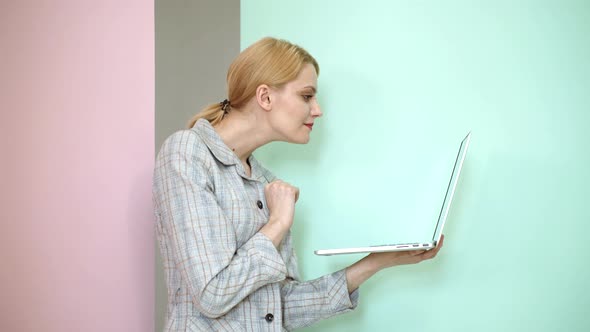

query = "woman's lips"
[304, 123, 313, 130]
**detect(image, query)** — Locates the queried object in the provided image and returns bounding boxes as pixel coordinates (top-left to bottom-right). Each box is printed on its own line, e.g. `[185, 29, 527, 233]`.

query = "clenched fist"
[264, 179, 299, 229]
[260, 180, 300, 248]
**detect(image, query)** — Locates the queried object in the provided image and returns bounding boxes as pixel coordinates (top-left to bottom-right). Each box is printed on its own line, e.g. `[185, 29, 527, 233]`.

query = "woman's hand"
[264, 179, 299, 228]
[367, 235, 445, 270]
[260, 180, 299, 248]
[368, 235, 445, 270]
[345, 235, 445, 293]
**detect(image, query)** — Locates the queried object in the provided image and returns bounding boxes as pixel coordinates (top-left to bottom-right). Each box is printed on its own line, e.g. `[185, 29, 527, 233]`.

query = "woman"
[153, 37, 444, 331]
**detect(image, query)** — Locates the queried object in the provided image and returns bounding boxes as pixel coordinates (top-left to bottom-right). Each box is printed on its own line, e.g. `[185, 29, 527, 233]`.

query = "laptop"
[314, 132, 471, 256]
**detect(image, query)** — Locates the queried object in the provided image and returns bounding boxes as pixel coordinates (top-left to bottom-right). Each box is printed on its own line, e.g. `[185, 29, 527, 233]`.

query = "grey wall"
[155, 1, 240, 330]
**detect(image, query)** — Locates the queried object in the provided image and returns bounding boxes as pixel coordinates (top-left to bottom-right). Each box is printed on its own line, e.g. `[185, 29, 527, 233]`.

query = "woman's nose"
[312, 101, 322, 117]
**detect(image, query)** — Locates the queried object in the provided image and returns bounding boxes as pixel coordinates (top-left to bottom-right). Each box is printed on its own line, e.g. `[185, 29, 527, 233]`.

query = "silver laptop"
[315, 132, 471, 256]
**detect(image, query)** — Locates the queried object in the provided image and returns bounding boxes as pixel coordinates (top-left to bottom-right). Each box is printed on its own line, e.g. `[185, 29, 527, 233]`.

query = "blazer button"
[257, 200, 263, 209]
[265, 313, 274, 323]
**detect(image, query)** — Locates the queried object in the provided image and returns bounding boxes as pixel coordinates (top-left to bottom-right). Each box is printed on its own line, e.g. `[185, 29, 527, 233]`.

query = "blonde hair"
[187, 37, 319, 128]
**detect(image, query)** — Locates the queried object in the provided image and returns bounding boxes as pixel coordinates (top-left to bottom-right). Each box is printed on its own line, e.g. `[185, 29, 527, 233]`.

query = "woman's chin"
[296, 134, 311, 144]
[283, 131, 311, 144]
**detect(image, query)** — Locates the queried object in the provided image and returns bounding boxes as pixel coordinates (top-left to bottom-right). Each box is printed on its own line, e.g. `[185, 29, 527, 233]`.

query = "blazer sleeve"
[280, 253, 359, 330]
[154, 131, 287, 318]
[254, 157, 360, 330]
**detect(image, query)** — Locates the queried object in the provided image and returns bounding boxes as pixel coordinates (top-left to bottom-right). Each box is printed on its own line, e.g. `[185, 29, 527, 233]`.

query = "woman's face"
[269, 63, 322, 144]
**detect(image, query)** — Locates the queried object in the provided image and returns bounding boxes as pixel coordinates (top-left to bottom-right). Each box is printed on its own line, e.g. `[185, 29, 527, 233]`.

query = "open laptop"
[314, 132, 471, 256]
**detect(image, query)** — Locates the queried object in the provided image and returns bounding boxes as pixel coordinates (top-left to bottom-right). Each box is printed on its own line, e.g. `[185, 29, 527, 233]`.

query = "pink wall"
[0, 1, 154, 331]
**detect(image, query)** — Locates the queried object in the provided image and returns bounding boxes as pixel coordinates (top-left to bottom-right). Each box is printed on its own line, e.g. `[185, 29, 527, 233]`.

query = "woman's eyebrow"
[301, 86, 317, 93]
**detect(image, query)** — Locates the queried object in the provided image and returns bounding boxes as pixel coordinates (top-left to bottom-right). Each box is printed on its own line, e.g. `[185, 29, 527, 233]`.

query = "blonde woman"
[153, 37, 444, 331]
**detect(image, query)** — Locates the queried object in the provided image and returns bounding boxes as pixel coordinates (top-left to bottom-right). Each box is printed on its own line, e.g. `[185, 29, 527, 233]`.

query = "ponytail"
[186, 102, 227, 128]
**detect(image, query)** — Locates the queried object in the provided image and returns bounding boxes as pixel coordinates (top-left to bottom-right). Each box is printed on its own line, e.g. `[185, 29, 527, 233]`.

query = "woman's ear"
[256, 84, 272, 111]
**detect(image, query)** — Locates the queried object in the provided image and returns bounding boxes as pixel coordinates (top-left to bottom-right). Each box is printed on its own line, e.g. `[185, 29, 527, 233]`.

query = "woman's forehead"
[289, 65, 318, 90]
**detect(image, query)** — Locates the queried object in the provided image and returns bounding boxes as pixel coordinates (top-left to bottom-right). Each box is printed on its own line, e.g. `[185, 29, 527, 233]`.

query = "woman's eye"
[303, 95, 313, 101]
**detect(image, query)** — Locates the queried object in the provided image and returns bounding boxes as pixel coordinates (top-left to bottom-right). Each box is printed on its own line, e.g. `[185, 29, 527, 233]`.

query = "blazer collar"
[191, 119, 269, 181]
[192, 118, 237, 166]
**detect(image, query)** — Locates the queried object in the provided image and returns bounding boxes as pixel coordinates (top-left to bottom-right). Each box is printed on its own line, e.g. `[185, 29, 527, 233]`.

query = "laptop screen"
[431, 132, 471, 244]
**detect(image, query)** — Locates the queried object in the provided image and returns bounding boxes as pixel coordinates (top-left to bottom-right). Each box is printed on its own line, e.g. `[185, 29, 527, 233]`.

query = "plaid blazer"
[153, 119, 358, 331]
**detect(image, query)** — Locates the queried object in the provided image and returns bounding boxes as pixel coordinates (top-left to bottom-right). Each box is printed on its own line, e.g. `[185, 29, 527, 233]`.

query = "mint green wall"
[242, 1, 590, 331]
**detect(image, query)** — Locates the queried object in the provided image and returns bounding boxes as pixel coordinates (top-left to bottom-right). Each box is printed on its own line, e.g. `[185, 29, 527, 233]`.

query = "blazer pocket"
[187, 316, 245, 332]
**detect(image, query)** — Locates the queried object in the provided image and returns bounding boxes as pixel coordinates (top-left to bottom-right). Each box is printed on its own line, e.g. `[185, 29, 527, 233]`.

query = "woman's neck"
[212, 109, 271, 165]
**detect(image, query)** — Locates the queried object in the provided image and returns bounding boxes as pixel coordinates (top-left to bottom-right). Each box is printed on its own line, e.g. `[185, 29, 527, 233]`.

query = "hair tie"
[220, 99, 231, 114]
